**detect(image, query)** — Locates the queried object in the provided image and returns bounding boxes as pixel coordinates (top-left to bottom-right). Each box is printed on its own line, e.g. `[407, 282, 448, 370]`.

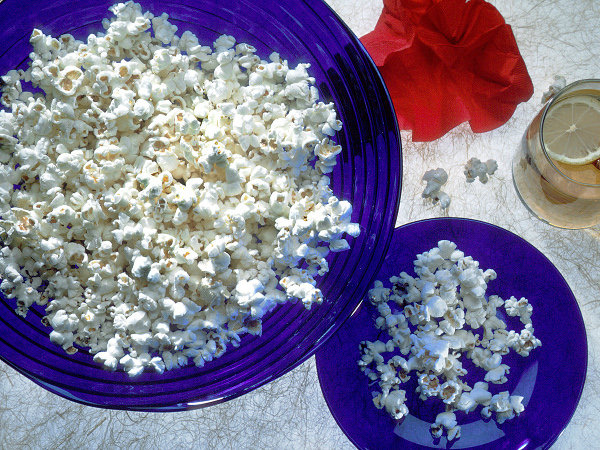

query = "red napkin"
[361, 0, 533, 141]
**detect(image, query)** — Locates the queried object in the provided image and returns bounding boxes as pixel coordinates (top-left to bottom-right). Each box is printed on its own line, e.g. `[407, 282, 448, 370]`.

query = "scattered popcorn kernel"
[464, 157, 498, 184]
[422, 168, 450, 209]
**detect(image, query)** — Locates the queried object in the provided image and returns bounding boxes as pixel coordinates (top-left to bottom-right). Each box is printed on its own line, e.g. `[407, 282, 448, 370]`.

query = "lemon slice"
[542, 95, 600, 165]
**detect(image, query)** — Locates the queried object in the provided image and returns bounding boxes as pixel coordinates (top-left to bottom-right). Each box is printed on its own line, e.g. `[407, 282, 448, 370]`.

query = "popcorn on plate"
[358, 240, 541, 441]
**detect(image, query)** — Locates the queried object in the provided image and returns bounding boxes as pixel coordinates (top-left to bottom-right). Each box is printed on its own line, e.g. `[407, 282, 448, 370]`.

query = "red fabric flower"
[361, 0, 533, 141]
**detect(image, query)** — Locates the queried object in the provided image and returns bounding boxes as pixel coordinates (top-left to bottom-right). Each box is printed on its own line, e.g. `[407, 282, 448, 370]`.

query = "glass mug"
[512, 79, 600, 229]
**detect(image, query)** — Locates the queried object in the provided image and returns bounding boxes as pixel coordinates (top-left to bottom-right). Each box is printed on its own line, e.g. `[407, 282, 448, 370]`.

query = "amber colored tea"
[512, 81, 600, 229]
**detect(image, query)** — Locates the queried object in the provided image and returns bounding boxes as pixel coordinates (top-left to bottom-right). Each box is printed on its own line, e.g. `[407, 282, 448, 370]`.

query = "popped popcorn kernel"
[422, 168, 450, 209]
[464, 157, 498, 184]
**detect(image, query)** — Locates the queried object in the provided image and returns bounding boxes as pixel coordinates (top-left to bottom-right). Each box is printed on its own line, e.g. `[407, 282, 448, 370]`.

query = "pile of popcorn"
[0, 2, 359, 376]
[358, 240, 541, 441]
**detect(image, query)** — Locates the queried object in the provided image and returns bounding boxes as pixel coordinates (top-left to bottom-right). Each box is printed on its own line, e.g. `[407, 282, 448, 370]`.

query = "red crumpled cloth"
[361, 0, 533, 141]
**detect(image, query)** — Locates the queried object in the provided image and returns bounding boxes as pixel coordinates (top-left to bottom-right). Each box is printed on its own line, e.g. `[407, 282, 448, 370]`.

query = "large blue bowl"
[0, 0, 402, 410]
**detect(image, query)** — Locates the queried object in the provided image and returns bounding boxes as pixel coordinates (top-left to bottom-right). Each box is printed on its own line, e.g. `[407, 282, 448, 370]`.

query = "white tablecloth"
[1, 0, 598, 448]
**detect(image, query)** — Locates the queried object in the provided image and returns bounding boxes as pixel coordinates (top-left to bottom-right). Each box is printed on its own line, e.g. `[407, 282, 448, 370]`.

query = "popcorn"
[358, 241, 541, 441]
[430, 412, 461, 441]
[541, 75, 567, 103]
[464, 157, 498, 184]
[422, 168, 450, 209]
[481, 392, 525, 424]
[373, 389, 409, 421]
[504, 296, 533, 325]
[0, 2, 359, 376]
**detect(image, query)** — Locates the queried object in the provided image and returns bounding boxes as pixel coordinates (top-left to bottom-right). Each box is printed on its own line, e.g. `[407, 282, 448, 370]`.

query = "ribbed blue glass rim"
[0, 0, 402, 410]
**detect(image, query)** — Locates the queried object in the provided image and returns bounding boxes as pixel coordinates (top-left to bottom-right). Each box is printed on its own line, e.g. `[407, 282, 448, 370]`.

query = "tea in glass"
[512, 79, 600, 229]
